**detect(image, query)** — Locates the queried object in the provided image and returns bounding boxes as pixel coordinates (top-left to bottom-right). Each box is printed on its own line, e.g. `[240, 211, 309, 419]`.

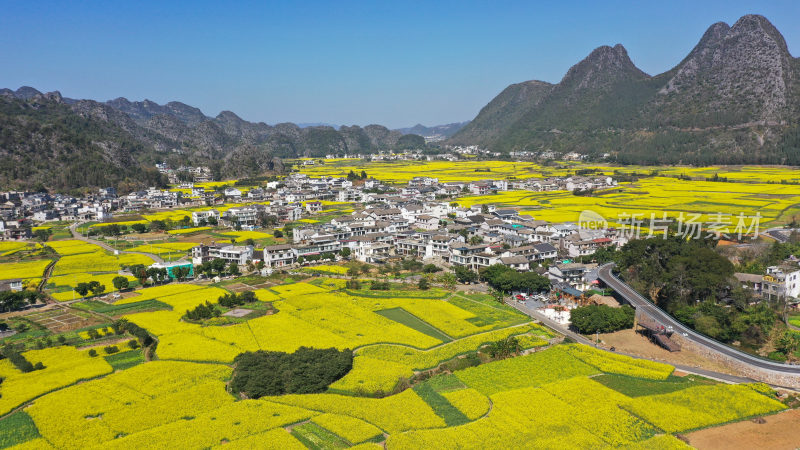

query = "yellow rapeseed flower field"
[0, 259, 51, 281]
[113, 283, 209, 305]
[310, 413, 384, 444]
[6, 339, 786, 449]
[624, 383, 786, 433]
[300, 160, 800, 227]
[47, 273, 137, 301]
[562, 344, 674, 380]
[222, 230, 274, 242]
[440, 388, 490, 420]
[212, 428, 307, 449]
[126, 288, 504, 362]
[269, 389, 446, 434]
[301, 264, 349, 275]
[332, 324, 537, 394]
[167, 226, 211, 234]
[455, 346, 600, 395]
[0, 346, 113, 416]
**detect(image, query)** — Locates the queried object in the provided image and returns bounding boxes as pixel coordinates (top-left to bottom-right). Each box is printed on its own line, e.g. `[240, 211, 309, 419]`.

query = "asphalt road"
[598, 263, 800, 375]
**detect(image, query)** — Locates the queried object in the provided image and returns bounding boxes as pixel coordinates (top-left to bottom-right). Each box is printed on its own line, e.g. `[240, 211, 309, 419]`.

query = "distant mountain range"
[396, 121, 470, 139]
[4, 14, 797, 191]
[451, 15, 800, 164]
[0, 89, 425, 191]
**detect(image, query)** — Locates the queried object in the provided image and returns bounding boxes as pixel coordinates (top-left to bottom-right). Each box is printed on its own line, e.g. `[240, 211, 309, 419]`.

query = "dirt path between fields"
[686, 408, 800, 450]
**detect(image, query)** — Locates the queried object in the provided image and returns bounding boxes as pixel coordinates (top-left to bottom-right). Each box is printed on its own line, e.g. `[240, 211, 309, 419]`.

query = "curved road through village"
[598, 263, 800, 376]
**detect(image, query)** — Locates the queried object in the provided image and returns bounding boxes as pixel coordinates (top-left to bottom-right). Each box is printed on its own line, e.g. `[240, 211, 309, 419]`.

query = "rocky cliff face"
[557, 44, 649, 95]
[654, 15, 795, 126]
[451, 14, 800, 164]
[106, 98, 208, 125]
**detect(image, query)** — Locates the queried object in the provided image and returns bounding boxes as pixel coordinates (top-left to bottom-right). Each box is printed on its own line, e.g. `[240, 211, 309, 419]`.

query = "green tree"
[454, 266, 478, 284]
[88, 281, 105, 296]
[570, 305, 636, 334]
[210, 258, 226, 275]
[75, 282, 90, 297]
[422, 264, 440, 273]
[694, 315, 724, 340]
[230, 347, 353, 398]
[487, 337, 521, 359]
[33, 228, 52, 243]
[489, 288, 505, 304]
[149, 220, 167, 232]
[112, 276, 129, 291]
[438, 272, 456, 290]
[469, 235, 484, 245]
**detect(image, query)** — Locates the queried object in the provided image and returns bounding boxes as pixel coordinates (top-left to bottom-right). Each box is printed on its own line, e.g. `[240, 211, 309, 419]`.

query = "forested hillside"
[0, 88, 425, 191]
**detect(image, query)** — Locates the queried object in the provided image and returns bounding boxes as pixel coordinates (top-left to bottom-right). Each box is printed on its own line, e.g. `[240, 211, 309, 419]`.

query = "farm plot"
[120, 285, 531, 364]
[623, 384, 787, 433]
[301, 264, 349, 275]
[0, 328, 786, 448]
[0, 346, 113, 416]
[167, 226, 211, 235]
[46, 273, 137, 302]
[385, 353, 784, 448]
[51, 251, 153, 276]
[330, 324, 541, 395]
[0, 241, 39, 257]
[454, 176, 800, 229]
[222, 230, 274, 242]
[23, 307, 98, 333]
[125, 242, 195, 259]
[300, 160, 800, 186]
[0, 259, 52, 281]
[47, 240, 101, 256]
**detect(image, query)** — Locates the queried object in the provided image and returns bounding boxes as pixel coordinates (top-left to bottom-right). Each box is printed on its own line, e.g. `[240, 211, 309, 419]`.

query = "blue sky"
[1, 1, 799, 128]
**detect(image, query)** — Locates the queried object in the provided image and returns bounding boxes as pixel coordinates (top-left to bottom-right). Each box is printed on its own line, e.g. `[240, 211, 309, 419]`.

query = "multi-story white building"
[191, 209, 220, 226]
[191, 244, 253, 265]
[261, 244, 296, 267]
[765, 265, 800, 299]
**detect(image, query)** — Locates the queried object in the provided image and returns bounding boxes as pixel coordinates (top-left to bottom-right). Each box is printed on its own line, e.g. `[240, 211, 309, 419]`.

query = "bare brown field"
[594, 329, 740, 376]
[686, 408, 800, 450]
